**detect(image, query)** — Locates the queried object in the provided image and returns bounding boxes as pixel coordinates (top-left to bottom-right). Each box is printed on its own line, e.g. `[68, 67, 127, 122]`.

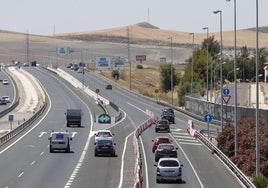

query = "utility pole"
[127, 26, 131, 90]
[26, 30, 30, 64]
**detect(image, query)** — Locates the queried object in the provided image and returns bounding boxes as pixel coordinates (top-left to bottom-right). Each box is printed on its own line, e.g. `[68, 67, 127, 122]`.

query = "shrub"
[137, 64, 143, 69]
[253, 174, 268, 188]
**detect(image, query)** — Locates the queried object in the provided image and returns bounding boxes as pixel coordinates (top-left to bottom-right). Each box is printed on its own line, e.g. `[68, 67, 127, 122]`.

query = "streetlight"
[189, 33, 195, 96]
[202, 27, 209, 102]
[227, 67, 240, 82]
[226, 0, 238, 157]
[255, 0, 260, 176]
[168, 37, 174, 105]
[213, 10, 224, 132]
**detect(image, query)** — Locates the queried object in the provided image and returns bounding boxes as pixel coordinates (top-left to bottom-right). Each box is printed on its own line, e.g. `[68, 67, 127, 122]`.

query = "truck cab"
[49, 131, 72, 153]
[66, 109, 82, 127]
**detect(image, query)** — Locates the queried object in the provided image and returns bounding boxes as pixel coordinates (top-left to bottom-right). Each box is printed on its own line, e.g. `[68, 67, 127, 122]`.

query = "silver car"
[155, 158, 183, 183]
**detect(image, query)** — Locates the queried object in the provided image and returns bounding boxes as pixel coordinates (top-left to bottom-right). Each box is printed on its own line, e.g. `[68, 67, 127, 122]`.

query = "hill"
[55, 22, 268, 49]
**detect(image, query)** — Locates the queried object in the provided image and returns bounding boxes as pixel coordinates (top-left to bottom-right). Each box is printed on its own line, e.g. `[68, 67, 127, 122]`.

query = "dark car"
[154, 143, 178, 162]
[161, 111, 175, 124]
[0, 99, 7, 105]
[162, 107, 174, 115]
[152, 136, 172, 153]
[106, 84, 112, 89]
[155, 119, 170, 133]
[94, 138, 116, 157]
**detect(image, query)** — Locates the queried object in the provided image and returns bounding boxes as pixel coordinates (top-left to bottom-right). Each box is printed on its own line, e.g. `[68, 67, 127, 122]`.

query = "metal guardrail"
[0, 100, 47, 145]
[196, 131, 256, 188]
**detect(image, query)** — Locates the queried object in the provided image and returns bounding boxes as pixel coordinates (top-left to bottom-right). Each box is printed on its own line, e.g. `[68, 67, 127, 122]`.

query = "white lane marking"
[126, 102, 147, 113]
[40, 152, 44, 156]
[175, 139, 200, 143]
[118, 131, 134, 188]
[18, 172, 24, 178]
[71, 132, 78, 138]
[31, 161, 35, 165]
[64, 94, 94, 188]
[169, 133, 204, 188]
[179, 142, 202, 146]
[39, 132, 47, 138]
[139, 135, 149, 188]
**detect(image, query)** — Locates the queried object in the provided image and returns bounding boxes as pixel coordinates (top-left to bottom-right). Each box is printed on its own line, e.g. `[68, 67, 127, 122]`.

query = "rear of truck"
[66, 109, 82, 127]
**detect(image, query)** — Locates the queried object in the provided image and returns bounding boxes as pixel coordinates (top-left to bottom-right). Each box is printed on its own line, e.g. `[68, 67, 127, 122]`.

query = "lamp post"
[226, 0, 238, 157]
[213, 10, 223, 132]
[189, 33, 195, 96]
[168, 37, 174, 105]
[202, 27, 209, 102]
[227, 67, 240, 81]
[255, 0, 260, 174]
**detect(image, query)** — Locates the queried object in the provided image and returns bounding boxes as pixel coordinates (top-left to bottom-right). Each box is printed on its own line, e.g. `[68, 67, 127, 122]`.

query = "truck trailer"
[66, 109, 82, 127]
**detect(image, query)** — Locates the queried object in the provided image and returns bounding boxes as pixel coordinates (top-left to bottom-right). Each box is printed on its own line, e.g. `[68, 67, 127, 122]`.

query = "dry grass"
[57, 22, 268, 48]
[99, 62, 182, 105]
[1, 23, 267, 105]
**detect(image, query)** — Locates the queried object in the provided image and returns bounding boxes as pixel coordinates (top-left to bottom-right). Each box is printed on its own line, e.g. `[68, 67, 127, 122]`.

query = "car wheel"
[49, 145, 53, 153]
[66, 144, 71, 153]
[156, 179, 160, 183]
[177, 179, 182, 183]
[95, 152, 98, 157]
[155, 129, 158, 133]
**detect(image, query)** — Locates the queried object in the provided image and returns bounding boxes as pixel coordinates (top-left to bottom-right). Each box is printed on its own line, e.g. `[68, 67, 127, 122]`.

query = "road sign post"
[204, 114, 212, 139]
[222, 88, 231, 121]
[8, 114, 14, 130]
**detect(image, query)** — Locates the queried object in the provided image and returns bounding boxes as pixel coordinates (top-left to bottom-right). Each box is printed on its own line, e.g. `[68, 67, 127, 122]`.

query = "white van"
[49, 131, 72, 153]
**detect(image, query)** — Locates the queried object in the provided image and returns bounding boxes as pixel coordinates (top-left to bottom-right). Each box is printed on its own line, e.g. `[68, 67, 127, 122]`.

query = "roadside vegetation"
[100, 36, 268, 186]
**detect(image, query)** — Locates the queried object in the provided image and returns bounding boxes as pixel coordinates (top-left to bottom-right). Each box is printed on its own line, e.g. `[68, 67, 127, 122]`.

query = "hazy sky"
[0, 0, 267, 35]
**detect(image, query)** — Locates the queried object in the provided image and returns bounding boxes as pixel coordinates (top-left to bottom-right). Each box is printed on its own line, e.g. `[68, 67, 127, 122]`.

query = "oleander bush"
[216, 117, 268, 178]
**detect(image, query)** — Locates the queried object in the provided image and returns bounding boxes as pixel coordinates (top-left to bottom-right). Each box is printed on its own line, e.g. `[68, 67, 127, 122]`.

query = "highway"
[0, 67, 96, 188]
[0, 69, 15, 110]
[0, 66, 243, 188]
[63, 67, 243, 188]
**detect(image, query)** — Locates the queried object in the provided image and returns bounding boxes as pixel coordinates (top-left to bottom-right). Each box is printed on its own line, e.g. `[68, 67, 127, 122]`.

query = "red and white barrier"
[187, 120, 197, 138]
[133, 112, 158, 188]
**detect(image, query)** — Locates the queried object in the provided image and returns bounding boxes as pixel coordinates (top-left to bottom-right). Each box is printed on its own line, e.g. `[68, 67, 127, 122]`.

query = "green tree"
[159, 63, 180, 92]
[201, 35, 220, 58]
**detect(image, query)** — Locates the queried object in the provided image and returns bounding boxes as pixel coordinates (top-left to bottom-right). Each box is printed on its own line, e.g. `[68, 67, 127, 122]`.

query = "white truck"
[49, 131, 72, 153]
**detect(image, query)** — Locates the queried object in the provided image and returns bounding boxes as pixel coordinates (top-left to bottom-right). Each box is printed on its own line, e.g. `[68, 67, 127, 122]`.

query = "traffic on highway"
[0, 65, 243, 188]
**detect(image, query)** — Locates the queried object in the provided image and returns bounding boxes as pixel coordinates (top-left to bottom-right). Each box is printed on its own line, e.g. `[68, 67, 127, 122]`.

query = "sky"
[0, 0, 267, 35]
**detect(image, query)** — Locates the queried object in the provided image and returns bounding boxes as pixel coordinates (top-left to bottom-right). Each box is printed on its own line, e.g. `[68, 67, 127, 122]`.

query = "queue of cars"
[0, 78, 10, 105]
[152, 107, 183, 183]
[94, 129, 116, 157]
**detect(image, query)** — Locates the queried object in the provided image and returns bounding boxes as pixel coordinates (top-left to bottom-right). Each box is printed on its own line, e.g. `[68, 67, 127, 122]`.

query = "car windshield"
[163, 108, 174, 114]
[55, 134, 64, 140]
[158, 145, 174, 150]
[97, 132, 112, 137]
[158, 120, 168, 124]
[158, 138, 170, 143]
[160, 160, 179, 167]
[97, 140, 112, 145]
[162, 111, 172, 116]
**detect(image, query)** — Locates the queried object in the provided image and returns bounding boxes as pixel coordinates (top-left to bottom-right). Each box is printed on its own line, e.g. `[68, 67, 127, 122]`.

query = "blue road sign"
[8, 114, 14, 122]
[204, 114, 213, 123]
[223, 88, 230, 95]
